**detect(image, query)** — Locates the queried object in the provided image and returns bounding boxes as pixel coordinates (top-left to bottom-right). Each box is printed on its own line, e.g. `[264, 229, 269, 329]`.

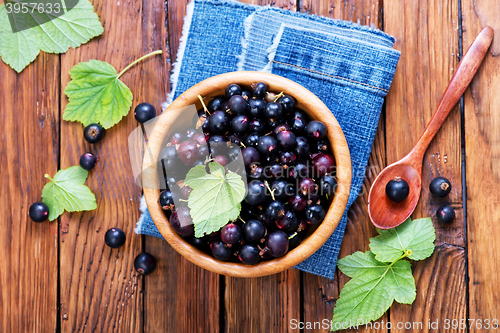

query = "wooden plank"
[144, 1, 221, 332]
[298, 1, 387, 332]
[0, 54, 59, 332]
[59, 0, 167, 331]
[384, 0, 466, 331]
[223, 1, 300, 333]
[462, 1, 500, 331]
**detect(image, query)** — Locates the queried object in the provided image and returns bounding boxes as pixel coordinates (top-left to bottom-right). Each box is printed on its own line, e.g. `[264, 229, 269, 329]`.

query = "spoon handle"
[408, 26, 494, 163]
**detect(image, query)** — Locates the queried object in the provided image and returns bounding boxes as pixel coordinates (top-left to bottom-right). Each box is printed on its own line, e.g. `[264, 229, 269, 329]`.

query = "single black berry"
[29, 202, 49, 222]
[134, 252, 157, 275]
[436, 205, 455, 224]
[238, 244, 261, 265]
[225, 83, 242, 99]
[385, 177, 410, 203]
[159, 190, 177, 211]
[429, 177, 451, 198]
[84, 123, 105, 144]
[104, 228, 126, 248]
[134, 103, 156, 123]
[252, 82, 268, 98]
[79, 152, 97, 171]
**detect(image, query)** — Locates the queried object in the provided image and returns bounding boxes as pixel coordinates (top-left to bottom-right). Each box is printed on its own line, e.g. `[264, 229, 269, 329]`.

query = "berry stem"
[197, 95, 211, 115]
[117, 50, 163, 79]
[264, 181, 276, 201]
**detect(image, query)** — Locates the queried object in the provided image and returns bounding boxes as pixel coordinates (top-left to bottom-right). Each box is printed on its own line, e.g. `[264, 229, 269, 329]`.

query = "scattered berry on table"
[436, 205, 455, 224]
[429, 177, 451, 198]
[29, 202, 49, 223]
[84, 123, 105, 144]
[134, 252, 156, 275]
[79, 152, 97, 171]
[104, 228, 126, 248]
[134, 102, 156, 124]
[385, 177, 410, 203]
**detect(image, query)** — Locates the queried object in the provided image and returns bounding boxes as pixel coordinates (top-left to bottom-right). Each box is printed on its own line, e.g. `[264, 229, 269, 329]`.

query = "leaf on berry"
[0, 0, 103, 73]
[332, 251, 415, 331]
[184, 162, 246, 237]
[41, 166, 97, 221]
[369, 217, 436, 262]
[62, 60, 133, 129]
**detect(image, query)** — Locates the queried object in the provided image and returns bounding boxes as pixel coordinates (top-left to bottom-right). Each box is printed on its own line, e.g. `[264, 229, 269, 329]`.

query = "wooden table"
[1, 0, 498, 332]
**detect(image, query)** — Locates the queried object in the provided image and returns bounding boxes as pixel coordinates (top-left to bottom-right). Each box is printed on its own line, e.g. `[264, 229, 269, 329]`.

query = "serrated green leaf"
[62, 59, 133, 129]
[184, 162, 246, 237]
[41, 166, 97, 221]
[332, 251, 415, 331]
[369, 217, 436, 262]
[0, 0, 103, 72]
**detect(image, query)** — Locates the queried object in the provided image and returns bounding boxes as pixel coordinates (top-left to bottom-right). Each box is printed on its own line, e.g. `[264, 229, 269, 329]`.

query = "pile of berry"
[159, 82, 337, 265]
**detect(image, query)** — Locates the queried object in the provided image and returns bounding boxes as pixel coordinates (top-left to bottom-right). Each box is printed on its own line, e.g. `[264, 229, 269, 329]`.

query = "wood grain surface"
[0, 0, 496, 332]
[384, 1, 466, 332]
[462, 1, 500, 331]
[0, 53, 60, 332]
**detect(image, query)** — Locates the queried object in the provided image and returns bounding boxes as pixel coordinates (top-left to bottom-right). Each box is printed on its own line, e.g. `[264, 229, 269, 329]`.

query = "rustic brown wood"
[58, 0, 167, 331]
[143, 71, 352, 277]
[369, 27, 492, 230]
[0, 54, 59, 332]
[225, 271, 300, 332]
[462, 1, 500, 331]
[145, 1, 222, 333]
[297, 2, 387, 332]
[384, 0, 467, 331]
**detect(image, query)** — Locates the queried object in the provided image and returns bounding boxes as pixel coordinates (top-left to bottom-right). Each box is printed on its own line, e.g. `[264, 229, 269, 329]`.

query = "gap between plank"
[457, 0, 470, 332]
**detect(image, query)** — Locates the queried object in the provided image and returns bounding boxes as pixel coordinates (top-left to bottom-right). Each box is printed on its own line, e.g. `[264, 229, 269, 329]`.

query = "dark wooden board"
[298, 1, 387, 332]
[462, 1, 500, 331]
[0, 53, 59, 332]
[58, 0, 167, 331]
[384, 1, 466, 331]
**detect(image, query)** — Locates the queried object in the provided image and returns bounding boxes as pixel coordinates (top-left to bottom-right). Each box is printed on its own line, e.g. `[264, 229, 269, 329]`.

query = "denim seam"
[271, 60, 390, 93]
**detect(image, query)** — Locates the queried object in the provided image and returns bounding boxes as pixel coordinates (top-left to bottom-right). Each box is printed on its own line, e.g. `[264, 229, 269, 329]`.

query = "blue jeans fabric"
[135, 0, 400, 279]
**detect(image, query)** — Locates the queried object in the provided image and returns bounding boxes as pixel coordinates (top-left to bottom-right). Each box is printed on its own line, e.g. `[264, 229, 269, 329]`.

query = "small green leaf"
[63, 60, 133, 129]
[184, 162, 246, 237]
[332, 251, 415, 331]
[41, 166, 97, 221]
[369, 217, 436, 262]
[0, 0, 103, 72]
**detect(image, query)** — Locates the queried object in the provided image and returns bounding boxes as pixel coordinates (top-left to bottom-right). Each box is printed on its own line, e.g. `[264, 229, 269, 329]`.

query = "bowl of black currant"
[142, 71, 351, 277]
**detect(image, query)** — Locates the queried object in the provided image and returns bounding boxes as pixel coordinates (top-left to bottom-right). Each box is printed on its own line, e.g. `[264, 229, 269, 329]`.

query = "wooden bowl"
[142, 71, 351, 277]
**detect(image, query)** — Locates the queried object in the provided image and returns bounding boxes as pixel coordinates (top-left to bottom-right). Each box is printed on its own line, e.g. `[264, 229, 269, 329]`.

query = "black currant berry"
[225, 83, 242, 99]
[84, 123, 105, 144]
[305, 121, 327, 140]
[207, 96, 225, 113]
[305, 204, 326, 224]
[29, 202, 49, 223]
[277, 95, 295, 115]
[243, 219, 266, 243]
[104, 228, 126, 248]
[134, 252, 156, 275]
[245, 180, 267, 206]
[229, 95, 250, 115]
[159, 190, 177, 211]
[266, 201, 285, 220]
[79, 152, 97, 171]
[252, 82, 268, 98]
[210, 239, 233, 261]
[238, 244, 261, 265]
[429, 177, 451, 198]
[134, 103, 156, 123]
[248, 99, 266, 118]
[385, 177, 410, 203]
[436, 205, 455, 224]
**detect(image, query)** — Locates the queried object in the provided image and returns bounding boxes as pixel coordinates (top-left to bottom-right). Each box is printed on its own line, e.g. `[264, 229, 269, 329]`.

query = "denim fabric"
[135, 0, 400, 279]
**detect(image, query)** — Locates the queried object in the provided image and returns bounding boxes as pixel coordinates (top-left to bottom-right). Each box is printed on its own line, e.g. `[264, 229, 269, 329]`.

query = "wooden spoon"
[368, 26, 494, 229]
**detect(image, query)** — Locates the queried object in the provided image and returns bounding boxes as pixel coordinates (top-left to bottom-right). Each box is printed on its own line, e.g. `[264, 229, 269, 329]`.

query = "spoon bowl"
[368, 26, 493, 229]
[368, 159, 421, 229]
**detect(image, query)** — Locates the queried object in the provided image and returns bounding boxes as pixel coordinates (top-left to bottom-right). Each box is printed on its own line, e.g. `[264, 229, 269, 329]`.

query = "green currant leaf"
[0, 0, 103, 73]
[332, 251, 415, 331]
[369, 217, 436, 262]
[62, 59, 133, 129]
[41, 166, 97, 221]
[184, 162, 246, 238]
